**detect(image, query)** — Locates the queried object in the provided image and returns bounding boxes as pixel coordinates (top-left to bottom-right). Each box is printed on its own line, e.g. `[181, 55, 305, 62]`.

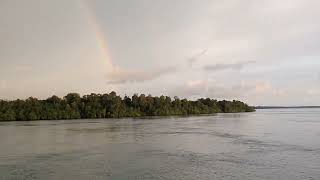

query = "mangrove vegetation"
[0, 92, 255, 121]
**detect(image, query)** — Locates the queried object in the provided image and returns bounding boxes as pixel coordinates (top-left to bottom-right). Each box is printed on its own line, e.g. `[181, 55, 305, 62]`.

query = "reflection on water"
[0, 109, 320, 180]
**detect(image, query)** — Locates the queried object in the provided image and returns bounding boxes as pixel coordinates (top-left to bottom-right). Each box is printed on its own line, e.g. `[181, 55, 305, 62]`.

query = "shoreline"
[0, 111, 255, 122]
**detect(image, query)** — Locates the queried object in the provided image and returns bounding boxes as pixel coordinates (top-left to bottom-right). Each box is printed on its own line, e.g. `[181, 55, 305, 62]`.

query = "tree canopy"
[0, 92, 255, 121]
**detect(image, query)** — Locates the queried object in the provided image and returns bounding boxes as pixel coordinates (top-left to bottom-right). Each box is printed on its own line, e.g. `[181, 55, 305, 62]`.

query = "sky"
[0, 0, 320, 106]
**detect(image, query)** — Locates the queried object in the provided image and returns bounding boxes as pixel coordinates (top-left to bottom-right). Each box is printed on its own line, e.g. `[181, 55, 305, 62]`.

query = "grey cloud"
[187, 49, 208, 67]
[204, 61, 255, 72]
[106, 66, 177, 84]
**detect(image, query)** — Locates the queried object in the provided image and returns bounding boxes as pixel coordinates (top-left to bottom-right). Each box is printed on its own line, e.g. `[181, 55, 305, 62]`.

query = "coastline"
[0, 110, 255, 122]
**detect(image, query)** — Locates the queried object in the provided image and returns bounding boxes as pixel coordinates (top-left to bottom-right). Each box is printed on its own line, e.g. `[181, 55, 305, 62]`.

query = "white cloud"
[273, 89, 287, 96]
[170, 79, 290, 102]
[253, 81, 272, 94]
[307, 89, 320, 96]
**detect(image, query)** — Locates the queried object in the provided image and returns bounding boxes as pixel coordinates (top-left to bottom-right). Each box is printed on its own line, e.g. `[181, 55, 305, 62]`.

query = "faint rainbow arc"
[81, 1, 115, 72]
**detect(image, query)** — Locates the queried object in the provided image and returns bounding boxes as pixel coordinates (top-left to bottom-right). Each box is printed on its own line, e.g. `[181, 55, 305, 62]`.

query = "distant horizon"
[254, 105, 320, 108]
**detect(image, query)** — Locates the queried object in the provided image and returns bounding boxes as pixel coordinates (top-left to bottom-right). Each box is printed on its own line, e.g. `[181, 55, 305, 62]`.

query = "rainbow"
[81, 1, 115, 72]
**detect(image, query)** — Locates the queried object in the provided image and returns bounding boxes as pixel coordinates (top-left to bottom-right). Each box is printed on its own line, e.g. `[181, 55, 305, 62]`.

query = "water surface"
[0, 109, 320, 180]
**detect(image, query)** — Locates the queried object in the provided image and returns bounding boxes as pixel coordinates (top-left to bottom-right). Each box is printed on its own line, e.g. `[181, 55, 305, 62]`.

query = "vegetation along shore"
[0, 92, 255, 121]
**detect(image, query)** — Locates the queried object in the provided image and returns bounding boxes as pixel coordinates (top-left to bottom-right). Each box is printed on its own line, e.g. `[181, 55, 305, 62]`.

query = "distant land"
[0, 92, 255, 121]
[255, 106, 320, 109]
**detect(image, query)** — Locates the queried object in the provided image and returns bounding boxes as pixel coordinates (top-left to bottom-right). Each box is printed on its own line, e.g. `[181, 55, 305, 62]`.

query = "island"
[0, 92, 255, 121]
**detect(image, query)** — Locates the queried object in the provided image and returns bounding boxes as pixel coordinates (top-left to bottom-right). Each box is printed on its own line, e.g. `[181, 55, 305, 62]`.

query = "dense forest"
[0, 92, 255, 121]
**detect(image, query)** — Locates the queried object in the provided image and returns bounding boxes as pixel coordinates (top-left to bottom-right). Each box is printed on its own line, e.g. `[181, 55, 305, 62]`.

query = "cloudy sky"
[1, 0, 320, 106]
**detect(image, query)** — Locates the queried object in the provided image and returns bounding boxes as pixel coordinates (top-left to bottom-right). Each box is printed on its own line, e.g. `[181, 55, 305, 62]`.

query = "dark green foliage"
[0, 92, 255, 121]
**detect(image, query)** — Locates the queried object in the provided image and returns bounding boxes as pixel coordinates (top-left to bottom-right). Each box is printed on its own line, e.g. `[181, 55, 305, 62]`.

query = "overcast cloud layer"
[0, 0, 320, 106]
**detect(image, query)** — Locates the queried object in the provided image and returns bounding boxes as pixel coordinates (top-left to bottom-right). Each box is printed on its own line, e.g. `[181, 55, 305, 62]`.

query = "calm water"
[0, 109, 320, 180]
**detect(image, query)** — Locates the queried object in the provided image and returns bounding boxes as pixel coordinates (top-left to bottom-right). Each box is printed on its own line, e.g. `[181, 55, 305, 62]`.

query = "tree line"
[0, 92, 255, 121]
